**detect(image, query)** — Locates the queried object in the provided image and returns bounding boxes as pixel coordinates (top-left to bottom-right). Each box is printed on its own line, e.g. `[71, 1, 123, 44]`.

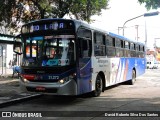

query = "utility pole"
[135, 25, 139, 41]
[118, 27, 123, 35]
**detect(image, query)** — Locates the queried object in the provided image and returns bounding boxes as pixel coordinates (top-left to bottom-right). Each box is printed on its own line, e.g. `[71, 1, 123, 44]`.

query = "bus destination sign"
[21, 21, 74, 34]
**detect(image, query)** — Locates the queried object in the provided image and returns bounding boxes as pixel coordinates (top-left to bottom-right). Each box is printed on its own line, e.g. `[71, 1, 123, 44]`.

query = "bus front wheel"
[92, 75, 103, 97]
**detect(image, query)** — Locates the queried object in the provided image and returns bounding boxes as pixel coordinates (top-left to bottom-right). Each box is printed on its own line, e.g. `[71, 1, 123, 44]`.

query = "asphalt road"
[0, 69, 160, 120]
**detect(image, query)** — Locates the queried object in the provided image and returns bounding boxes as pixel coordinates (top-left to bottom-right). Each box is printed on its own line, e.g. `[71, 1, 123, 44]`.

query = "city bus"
[13, 18, 146, 97]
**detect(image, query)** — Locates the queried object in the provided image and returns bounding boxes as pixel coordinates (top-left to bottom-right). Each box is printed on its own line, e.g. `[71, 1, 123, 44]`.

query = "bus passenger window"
[94, 32, 106, 56]
[79, 38, 91, 58]
[82, 40, 88, 57]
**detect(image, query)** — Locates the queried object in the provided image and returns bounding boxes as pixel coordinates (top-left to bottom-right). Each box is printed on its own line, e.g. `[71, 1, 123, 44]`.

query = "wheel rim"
[96, 76, 102, 94]
[132, 71, 136, 83]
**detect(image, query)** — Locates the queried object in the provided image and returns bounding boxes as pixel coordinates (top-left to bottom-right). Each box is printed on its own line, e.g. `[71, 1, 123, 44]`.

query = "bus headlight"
[59, 79, 65, 84]
[20, 75, 29, 83]
[59, 77, 69, 84]
[58, 73, 76, 84]
[23, 78, 28, 82]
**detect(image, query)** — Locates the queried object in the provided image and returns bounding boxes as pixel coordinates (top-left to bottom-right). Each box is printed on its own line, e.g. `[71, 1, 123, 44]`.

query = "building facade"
[0, 34, 15, 76]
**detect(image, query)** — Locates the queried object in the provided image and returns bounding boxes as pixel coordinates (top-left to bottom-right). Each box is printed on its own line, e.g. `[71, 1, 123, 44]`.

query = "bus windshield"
[22, 35, 75, 67]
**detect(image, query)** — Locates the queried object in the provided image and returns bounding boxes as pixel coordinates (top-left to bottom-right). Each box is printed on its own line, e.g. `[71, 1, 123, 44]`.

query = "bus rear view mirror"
[13, 35, 22, 55]
[14, 46, 22, 55]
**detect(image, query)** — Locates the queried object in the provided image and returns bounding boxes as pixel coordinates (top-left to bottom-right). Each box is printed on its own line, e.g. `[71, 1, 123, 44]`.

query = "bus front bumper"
[19, 78, 77, 96]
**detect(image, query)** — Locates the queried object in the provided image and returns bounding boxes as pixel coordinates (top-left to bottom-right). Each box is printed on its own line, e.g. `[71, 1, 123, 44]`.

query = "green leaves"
[0, 0, 109, 34]
[138, 0, 160, 10]
[70, 0, 109, 23]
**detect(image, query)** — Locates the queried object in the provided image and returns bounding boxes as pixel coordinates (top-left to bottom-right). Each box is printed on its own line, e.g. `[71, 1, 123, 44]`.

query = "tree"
[0, 0, 17, 33]
[70, 0, 109, 23]
[0, 0, 109, 34]
[138, 0, 160, 10]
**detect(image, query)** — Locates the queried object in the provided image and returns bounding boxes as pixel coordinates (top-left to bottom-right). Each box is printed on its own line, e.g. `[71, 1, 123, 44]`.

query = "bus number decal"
[48, 76, 59, 80]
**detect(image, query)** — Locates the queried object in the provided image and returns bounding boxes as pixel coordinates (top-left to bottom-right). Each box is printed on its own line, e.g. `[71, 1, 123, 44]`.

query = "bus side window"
[77, 28, 92, 58]
[80, 39, 92, 58]
[82, 39, 88, 57]
[106, 36, 116, 57]
[94, 32, 106, 56]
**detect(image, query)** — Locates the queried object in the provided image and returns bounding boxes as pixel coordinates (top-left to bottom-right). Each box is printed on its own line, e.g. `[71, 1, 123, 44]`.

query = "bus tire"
[92, 75, 103, 97]
[128, 70, 136, 85]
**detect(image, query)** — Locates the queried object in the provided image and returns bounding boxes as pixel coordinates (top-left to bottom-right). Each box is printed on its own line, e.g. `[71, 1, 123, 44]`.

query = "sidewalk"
[0, 67, 13, 77]
[0, 70, 35, 105]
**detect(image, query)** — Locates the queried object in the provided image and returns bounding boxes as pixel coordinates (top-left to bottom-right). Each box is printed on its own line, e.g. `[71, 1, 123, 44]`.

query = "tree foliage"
[0, 0, 109, 34]
[138, 0, 160, 10]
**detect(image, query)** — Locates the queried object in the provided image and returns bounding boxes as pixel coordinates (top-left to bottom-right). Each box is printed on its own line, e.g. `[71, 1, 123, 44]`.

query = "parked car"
[146, 61, 158, 69]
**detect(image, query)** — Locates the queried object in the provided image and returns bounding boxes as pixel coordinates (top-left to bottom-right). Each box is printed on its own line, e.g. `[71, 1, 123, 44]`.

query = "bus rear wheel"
[92, 75, 103, 97]
[128, 70, 136, 85]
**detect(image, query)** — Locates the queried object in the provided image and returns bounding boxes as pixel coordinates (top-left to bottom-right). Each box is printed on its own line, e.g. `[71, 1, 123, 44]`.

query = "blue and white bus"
[14, 18, 146, 97]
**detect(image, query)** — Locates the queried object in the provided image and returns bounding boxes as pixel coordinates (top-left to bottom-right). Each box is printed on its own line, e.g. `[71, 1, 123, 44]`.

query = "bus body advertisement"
[14, 18, 146, 97]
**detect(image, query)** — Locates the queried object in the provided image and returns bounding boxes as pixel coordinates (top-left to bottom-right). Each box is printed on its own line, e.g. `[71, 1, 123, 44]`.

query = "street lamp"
[123, 11, 159, 36]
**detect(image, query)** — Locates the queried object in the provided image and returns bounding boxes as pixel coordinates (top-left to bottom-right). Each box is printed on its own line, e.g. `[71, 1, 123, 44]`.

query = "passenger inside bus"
[50, 48, 56, 58]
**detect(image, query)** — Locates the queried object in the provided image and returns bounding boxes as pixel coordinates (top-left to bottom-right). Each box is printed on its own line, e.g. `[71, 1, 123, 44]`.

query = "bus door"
[78, 37, 92, 94]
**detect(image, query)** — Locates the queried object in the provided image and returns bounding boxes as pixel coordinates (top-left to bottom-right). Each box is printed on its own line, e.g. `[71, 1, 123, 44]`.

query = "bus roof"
[108, 32, 145, 45]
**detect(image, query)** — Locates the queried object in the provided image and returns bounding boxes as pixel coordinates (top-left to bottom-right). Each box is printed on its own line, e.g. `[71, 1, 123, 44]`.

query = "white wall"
[6, 44, 13, 68]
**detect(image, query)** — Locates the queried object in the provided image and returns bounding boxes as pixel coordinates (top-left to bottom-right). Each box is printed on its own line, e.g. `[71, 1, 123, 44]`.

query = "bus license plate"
[36, 86, 46, 91]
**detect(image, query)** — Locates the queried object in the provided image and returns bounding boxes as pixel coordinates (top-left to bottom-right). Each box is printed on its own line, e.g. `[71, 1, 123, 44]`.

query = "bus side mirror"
[13, 35, 22, 55]
[14, 46, 22, 55]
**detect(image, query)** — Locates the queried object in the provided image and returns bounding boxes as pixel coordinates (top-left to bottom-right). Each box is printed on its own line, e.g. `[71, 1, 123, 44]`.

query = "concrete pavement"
[0, 69, 33, 105]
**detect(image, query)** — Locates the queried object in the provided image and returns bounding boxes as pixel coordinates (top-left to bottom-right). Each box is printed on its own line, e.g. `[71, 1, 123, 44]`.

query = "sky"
[90, 0, 160, 48]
